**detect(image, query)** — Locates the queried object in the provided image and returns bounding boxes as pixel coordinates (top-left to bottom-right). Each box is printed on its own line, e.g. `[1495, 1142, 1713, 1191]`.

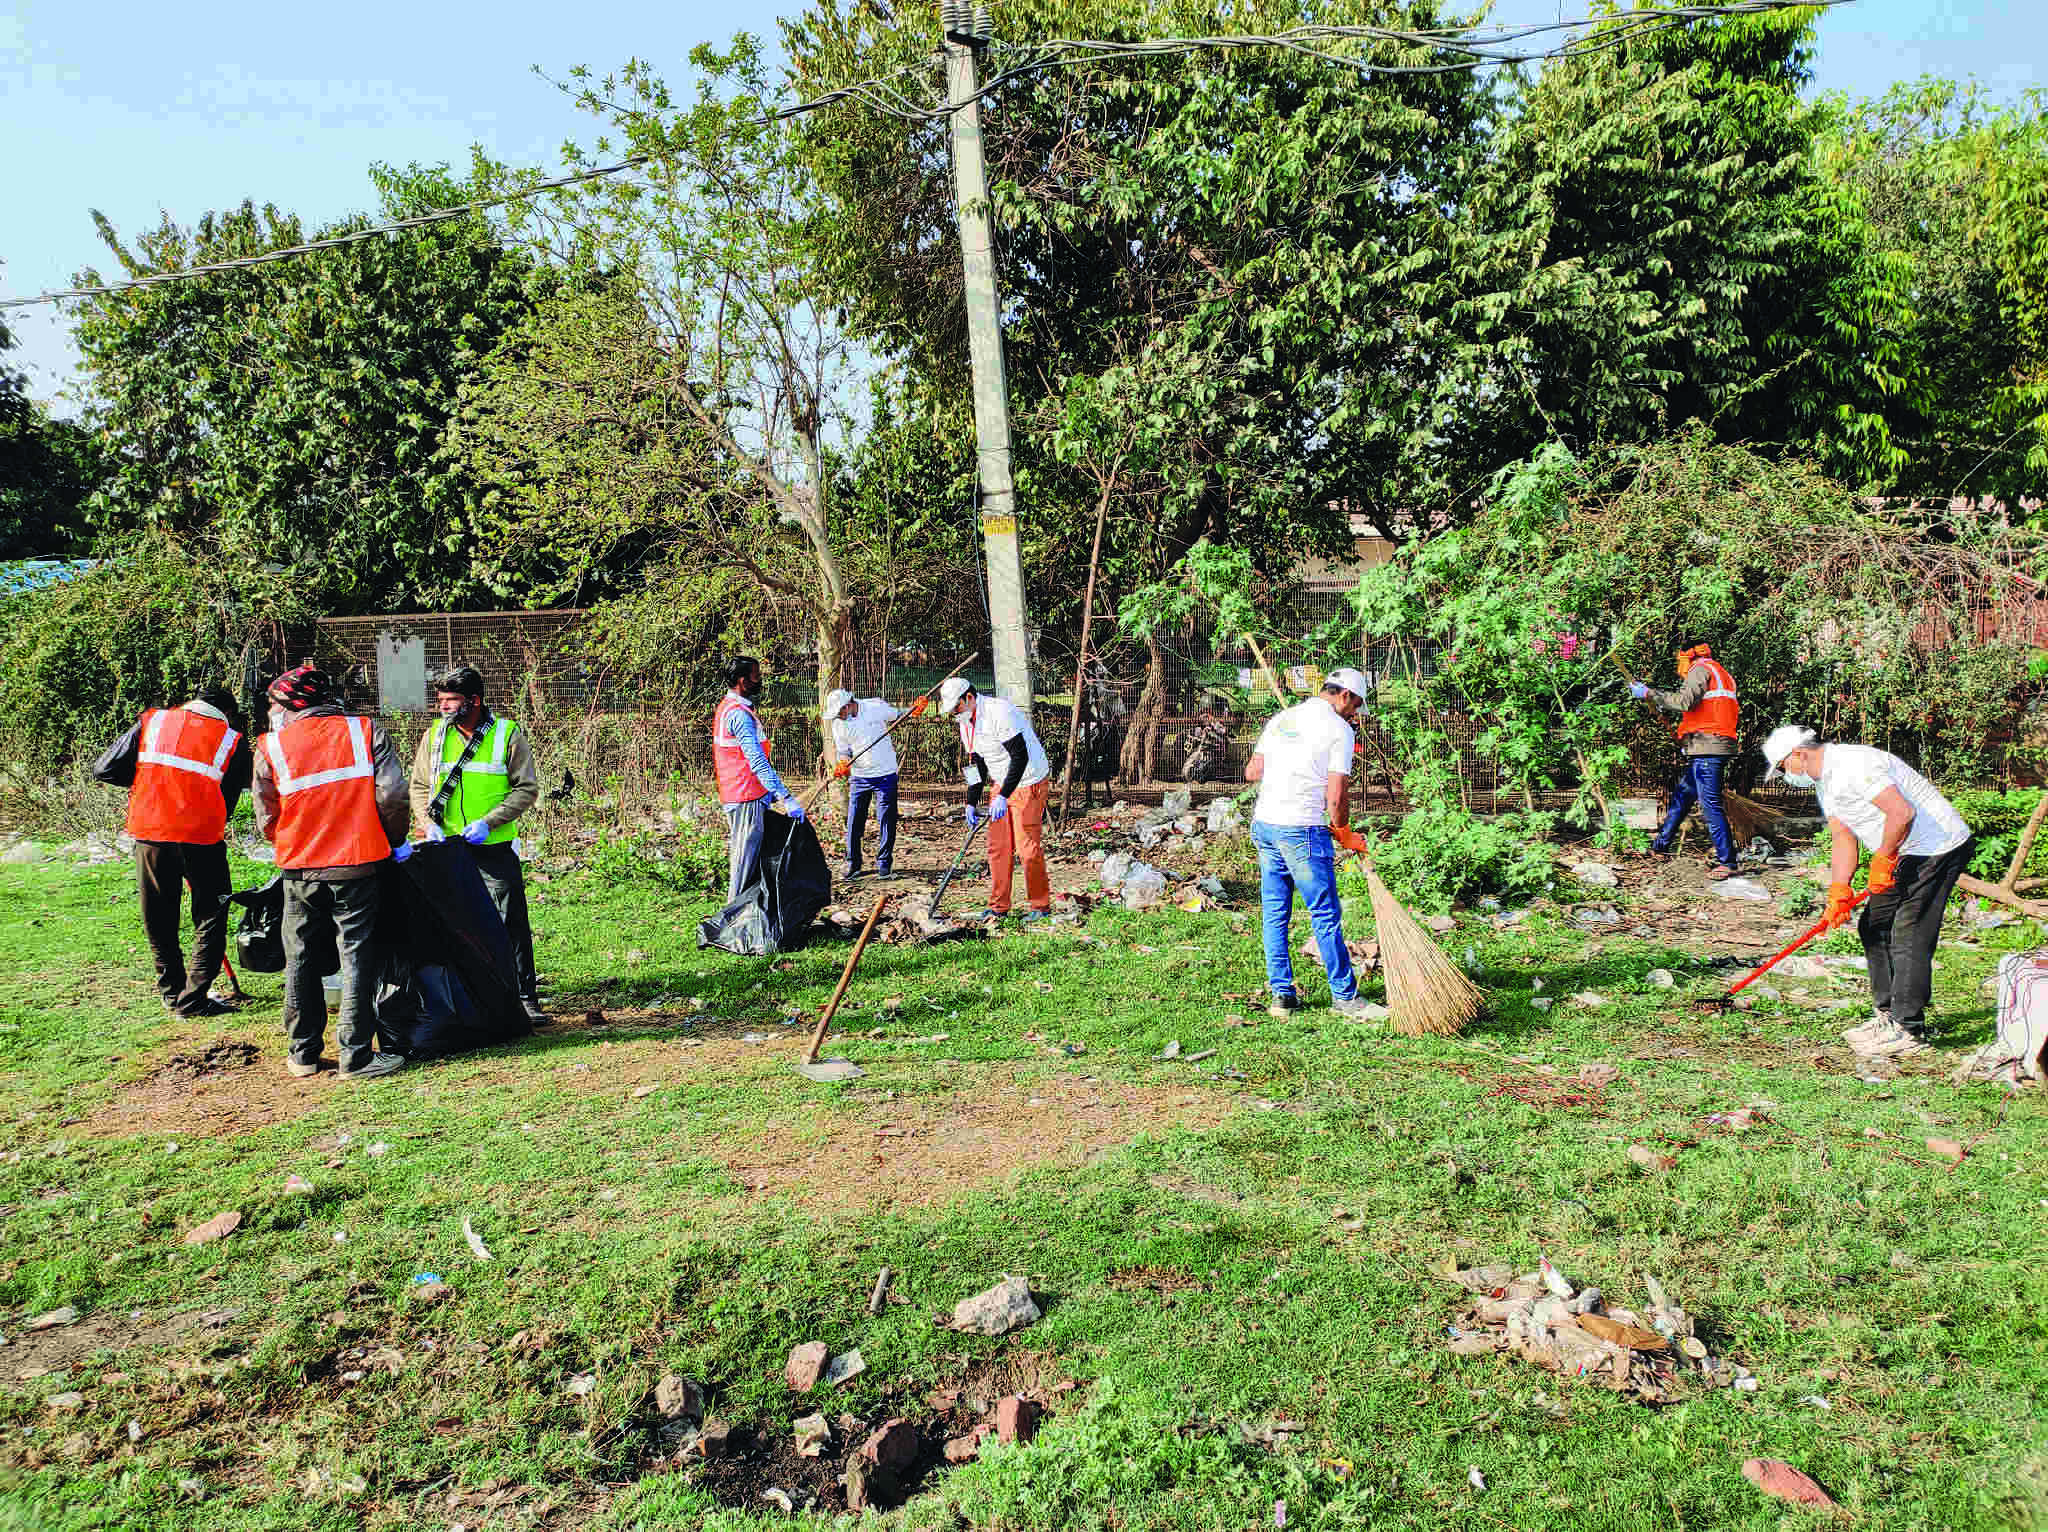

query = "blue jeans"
[1652, 755, 1737, 866]
[847, 773, 899, 873]
[1252, 820, 1357, 1002]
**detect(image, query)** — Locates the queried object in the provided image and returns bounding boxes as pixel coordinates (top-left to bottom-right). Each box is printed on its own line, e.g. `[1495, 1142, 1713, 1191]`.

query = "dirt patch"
[1107, 1264, 1204, 1293]
[159, 1038, 259, 1080]
[721, 1075, 1234, 1210]
[1, 1306, 227, 1388]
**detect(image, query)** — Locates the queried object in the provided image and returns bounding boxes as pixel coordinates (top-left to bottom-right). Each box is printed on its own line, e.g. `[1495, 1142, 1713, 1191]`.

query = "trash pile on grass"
[1441, 1258, 1753, 1404]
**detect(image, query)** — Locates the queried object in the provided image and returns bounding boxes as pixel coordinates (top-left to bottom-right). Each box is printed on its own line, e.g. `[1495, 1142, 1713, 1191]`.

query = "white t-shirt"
[1251, 696, 1355, 828]
[830, 699, 901, 780]
[961, 694, 1049, 793]
[1817, 744, 1971, 857]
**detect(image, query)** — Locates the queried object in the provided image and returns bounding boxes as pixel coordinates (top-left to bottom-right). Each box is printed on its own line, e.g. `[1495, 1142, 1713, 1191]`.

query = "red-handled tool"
[1696, 889, 1871, 1011]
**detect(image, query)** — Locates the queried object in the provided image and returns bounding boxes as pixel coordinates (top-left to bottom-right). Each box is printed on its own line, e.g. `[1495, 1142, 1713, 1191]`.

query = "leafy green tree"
[0, 314, 101, 560]
[69, 167, 558, 612]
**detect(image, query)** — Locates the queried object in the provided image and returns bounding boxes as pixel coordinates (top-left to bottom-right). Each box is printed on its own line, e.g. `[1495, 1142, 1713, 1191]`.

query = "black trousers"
[470, 842, 540, 1009]
[1860, 837, 1974, 1030]
[134, 840, 231, 1014]
[283, 875, 381, 1073]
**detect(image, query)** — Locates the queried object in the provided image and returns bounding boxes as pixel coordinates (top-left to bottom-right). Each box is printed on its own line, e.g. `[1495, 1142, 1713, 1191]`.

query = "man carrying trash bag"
[713, 656, 809, 904]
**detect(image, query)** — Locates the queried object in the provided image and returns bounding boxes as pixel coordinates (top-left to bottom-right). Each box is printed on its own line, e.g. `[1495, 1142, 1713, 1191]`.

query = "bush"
[1948, 787, 2048, 882]
[1346, 803, 1556, 915]
[585, 823, 728, 899]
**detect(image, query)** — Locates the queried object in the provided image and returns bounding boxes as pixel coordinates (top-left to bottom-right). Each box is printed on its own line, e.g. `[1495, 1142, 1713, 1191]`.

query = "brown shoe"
[286, 1059, 324, 1079]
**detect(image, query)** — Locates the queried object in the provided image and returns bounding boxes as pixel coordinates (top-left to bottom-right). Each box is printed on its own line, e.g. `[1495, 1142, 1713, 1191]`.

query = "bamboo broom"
[1360, 856, 1485, 1037]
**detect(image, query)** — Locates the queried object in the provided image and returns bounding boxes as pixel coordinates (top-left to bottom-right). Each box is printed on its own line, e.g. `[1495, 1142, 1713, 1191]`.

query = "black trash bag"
[697, 812, 832, 956]
[372, 842, 529, 1059]
[226, 876, 334, 976]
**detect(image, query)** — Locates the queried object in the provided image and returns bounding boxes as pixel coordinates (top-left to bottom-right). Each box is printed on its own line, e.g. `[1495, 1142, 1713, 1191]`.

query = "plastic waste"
[1099, 851, 1133, 889]
[1122, 863, 1168, 909]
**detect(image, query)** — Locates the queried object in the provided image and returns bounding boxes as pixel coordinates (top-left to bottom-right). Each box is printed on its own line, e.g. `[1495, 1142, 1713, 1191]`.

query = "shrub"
[1345, 802, 1556, 915]
[1947, 787, 2048, 882]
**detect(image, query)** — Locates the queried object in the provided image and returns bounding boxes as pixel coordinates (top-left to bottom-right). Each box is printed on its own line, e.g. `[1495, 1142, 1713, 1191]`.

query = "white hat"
[937, 676, 974, 716]
[1761, 724, 1817, 780]
[824, 688, 854, 720]
[1324, 667, 1371, 702]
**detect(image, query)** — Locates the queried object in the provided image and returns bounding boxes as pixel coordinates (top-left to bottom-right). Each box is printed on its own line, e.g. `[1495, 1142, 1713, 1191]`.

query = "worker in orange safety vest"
[252, 665, 410, 1081]
[1631, 640, 1741, 879]
[93, 685, 253, 1017]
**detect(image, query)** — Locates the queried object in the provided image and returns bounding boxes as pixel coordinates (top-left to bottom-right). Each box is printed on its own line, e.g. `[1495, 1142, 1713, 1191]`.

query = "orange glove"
[1333, 825, 1369, 855]
[1822, 880, 1858, 931]
[908, 696, 931, 718]
[1867, 851, 1899, 895]
[833, 760, 852, 778]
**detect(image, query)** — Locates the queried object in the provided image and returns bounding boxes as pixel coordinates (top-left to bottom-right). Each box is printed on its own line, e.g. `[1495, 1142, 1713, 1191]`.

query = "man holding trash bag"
[1763, 723, 1974, 1058]
[94, 685, 253, 1018]
[253, 665, 410, 1081]
[713, 657, 807, 904]
[936, 677, 1051, 922]
[409, 665, 547, 1027]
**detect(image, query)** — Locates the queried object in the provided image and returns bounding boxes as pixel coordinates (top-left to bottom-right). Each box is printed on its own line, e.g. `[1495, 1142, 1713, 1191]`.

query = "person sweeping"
[826, 688, 916, 881]
[1630, 641, 1741, 879]
[936, 677, 1052, 922]
[1762, 724, 1975, 1058]
[1245, 669, 1379, 1021]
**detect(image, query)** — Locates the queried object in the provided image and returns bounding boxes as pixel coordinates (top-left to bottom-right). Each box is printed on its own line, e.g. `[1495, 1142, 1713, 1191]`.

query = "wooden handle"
[804, 892, 889, 1063]
[804, 652, 979, 810]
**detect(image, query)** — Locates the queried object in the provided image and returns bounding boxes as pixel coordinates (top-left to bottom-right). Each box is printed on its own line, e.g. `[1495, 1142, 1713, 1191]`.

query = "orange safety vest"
[712, 693, 770, 805]
[127, 706, 241, 845]
[1675, 652, 1739, 741]
[262, 714, 391, 871]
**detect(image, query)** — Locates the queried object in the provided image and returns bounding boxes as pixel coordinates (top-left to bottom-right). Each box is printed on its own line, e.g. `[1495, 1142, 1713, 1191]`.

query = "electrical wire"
[0, 0, 1844, 311]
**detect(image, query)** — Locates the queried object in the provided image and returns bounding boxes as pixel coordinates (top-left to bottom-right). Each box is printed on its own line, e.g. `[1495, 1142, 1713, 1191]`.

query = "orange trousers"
[987, 778, 1051, 913]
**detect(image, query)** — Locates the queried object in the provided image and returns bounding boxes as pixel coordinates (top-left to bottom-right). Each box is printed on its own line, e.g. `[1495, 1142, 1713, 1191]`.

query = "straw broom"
[1353, 851, 1485, 1037]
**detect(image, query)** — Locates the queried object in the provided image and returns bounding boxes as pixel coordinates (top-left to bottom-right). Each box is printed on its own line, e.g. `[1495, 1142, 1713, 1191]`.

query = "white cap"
[937, 676, 974, 716]
[1761, 724, 1817, 779]
[1324, 667, 1371, 702]
[824, 688, 854, 720]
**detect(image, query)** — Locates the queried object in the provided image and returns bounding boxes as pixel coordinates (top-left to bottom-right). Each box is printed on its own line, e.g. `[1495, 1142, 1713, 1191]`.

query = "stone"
[861, 1417, 921, 1473]
[1424, 914, 1457, 934]
[46, 1392, 85, 1412]
[792, 1412, 831, 1456]
[822, 1348, 866, 1387]
[1645, 969, 1676, 989]
[785, 1341, 829, 1393]
[655, 1374, 704, 1421]
[1571, 862, 1620, 888]
[995, 1395, 1042, 1444]
[951, 1276, 1041, 1336]
[1350, 1001, 1391, 1022]
[695, 1420, 734, 1458]
[943, 1430, 985, 1464]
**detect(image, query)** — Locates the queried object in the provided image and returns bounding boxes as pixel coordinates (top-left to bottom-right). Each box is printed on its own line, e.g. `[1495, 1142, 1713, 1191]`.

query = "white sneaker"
[1841, 1016, 1928, 1058]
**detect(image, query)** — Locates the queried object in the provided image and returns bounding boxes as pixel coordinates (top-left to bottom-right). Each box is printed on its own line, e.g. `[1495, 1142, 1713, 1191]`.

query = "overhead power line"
[0, 1, 1845, 312]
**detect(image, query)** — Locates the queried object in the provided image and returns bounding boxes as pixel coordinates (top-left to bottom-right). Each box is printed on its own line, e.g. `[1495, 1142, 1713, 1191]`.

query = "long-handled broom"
[1357, 851, 1485, 1037]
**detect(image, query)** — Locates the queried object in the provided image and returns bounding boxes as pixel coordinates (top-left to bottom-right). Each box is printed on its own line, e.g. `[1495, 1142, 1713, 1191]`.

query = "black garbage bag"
[697, 812, 832, 956]
[372, 842, 529, 1059]
[226, 876, 334, 976]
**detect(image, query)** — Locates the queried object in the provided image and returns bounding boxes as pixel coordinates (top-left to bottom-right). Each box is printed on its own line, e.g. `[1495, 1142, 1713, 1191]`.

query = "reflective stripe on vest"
[431, 717, 518, 843]
[264, 715, 390, 870]
[127, 707, 240, 844]
[712, 694, 769, 805]
[1676, 659, 1739, 741]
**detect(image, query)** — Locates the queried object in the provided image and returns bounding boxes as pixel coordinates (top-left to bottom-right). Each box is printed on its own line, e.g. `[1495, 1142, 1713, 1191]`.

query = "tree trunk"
[1120, 632, 1167, 786]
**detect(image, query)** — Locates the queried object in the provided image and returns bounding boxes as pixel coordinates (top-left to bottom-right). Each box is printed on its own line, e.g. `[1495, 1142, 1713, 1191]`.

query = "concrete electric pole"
[942, 0, 1036, 711]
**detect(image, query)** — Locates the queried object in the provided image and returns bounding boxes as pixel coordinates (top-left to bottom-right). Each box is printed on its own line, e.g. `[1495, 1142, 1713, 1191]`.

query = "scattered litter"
[1774, 955, 1829, 979]
[1645, 969, 1675, 990]
[282, 1174, 315, 1196]
[1702, 1108, 1764, 1132]
[1742, 1458, 1834, 1508]
[1122, 863, 1169, 909]
[1627, 1144, 1677, 1173]
[461, 1219, 494, 1263]
[1800, 1395, 1831, 1410]
[1157, 1040, 1182, 1060]
[1926, 1138, 1966, 1164]
[1467, 1466, 1487, 1492]
[762, 1488, 794, 1513]
[1424, 914, 1458, 934]
[793, 1413, 831, 1456]
[565, 1372, 596, 1396]
[365, 1142, 390, 1158]
[1569, 992, 1610, 1009]
[1576, 1062, 1620, 1086]
[1572, 906, 1622, 927]
[182, 1211, 241, 1246]
[46, 1391, 85, 1412]
[1185, 1048, 1218, 1062]
[1571, 863, 1619, 888]
[1713, 878, 1771, 902]
[631, 1084, 657, 1099]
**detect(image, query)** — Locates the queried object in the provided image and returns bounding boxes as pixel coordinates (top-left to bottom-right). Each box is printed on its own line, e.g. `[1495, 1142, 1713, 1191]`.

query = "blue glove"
[1628, 681, 1650, 700]
[462, 819, 491, 845]
[785, 801, 807, 824]
[392, 842, 415, 864]
[988, 793, 1009, 823]
[426, 823, 447, 843]
[963, 803, 979, 829]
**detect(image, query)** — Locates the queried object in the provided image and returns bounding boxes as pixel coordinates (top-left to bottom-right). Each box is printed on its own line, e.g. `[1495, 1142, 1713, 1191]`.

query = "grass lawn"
[1, 832, 2044, 1530]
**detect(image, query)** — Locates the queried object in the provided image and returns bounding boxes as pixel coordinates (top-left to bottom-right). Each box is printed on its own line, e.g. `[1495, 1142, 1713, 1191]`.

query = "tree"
[1444, 2, 1914, 490]
[68, 167, 559, 613]
[474, 38, 871, 734]
[0, 313, 101, 560]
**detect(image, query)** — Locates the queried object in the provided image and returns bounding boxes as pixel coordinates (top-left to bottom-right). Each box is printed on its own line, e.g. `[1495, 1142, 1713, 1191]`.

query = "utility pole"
[942, 0, 1036, 711]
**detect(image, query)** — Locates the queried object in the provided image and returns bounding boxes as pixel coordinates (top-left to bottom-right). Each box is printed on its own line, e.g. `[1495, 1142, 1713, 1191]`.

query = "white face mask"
[1781, 767, 1816, 789]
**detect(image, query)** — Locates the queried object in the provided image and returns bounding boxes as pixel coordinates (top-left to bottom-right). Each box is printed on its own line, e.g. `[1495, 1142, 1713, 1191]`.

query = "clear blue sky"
[3, 0, 2041, 407]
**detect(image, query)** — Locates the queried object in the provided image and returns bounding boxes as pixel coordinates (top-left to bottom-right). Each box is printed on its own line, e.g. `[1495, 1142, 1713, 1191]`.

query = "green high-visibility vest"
[431, 716, 520, 844]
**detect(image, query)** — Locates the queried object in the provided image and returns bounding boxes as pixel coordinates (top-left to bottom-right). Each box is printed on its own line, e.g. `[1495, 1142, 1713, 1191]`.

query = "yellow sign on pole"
[980, 514, 1017, 536]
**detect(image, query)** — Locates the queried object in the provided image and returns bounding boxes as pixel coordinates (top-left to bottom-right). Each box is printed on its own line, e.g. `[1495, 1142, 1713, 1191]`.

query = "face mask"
[1782, 770, 1816, 789]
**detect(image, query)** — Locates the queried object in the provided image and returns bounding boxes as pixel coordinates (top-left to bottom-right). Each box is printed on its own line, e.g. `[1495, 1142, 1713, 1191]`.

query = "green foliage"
[0, 535, 303, 782]
[1343, 796, 1556, 915]
[70, 169, 559, 613]
[1118, 541, 1259, 643]
[585, 823, 727, 899]
[0, 316, 101, 559]
[1948, 788, 2048, 883]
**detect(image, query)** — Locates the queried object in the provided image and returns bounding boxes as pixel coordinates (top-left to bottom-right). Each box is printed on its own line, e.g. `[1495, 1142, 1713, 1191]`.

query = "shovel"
[1694, 890, 1870, 1012]
[927, 816, 986, 927]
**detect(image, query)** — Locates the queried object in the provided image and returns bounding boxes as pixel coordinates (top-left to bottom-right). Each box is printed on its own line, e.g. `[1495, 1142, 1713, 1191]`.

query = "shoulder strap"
[427, 720, 490, 825]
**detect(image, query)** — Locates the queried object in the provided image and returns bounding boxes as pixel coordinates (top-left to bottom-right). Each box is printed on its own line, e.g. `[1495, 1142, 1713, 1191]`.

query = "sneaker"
[971, 908, 1005, 922]
[1898, 1017, 1932, 1042]
[1268, 991, 1302, 1020]
[339, 1052, 408, 1081]
[1841, 1016, 1928, 1059]
[874, 868, 900, 881]
[1331, 995, 1388, 1022]
[1014, 909, 1050, 924]
[175, 996, 238, 1019]
[285, 1059, 324, 1079]
[840, 862, 867, 881]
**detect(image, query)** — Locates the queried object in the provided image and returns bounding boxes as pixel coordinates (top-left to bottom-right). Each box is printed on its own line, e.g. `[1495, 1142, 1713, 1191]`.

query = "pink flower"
[1530, 636, 1548, 655]
[1557, 632, 1581, 661]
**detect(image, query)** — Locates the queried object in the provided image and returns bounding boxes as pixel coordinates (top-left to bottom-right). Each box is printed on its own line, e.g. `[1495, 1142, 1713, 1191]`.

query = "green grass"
[1, 844, 2045, 1530]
